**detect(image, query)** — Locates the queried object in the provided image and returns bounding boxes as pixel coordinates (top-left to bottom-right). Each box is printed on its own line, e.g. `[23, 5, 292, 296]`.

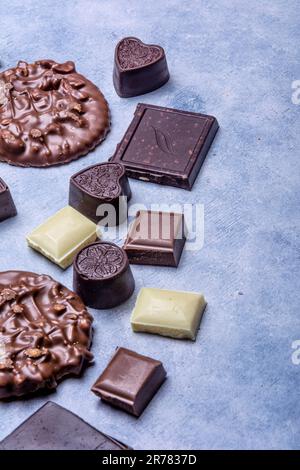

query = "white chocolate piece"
[131, 287, 206, 340]
[26, 206, 98, 269]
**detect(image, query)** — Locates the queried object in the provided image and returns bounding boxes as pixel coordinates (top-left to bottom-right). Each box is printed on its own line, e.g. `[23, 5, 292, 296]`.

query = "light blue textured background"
[0, 0, 299, 450]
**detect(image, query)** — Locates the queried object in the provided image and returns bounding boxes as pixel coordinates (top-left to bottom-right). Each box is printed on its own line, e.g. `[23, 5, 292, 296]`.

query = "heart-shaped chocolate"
[113, 37, 169, 98]
[116, 37, 163, 70]
[69, 162, 131, 225]
[72, 162, 124, 199]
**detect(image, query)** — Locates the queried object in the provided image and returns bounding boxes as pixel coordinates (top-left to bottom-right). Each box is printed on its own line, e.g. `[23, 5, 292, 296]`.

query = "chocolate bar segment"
[0, 177, 17, 222]
[91, 347, 166, 417]
[124, 210, 186, 267]
[111, 103, 218, 190]
[26, 206, 98, 269]
[131, 287, 207, 340]
[73, 241, 135, 309]
[113, 37, 169, 97]
[69, 162, 131, 225]
[0, 402, 130, 450]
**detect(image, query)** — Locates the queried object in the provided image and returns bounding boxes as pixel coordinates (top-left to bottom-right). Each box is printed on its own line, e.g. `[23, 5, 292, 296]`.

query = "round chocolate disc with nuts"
[0, 60, 110, 167]
[0, 271, 93, 399]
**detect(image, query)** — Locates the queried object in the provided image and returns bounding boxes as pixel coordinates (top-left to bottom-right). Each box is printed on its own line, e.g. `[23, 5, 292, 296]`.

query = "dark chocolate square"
[124, 210, 186, 267]
[91, 347, 166, 417]
[111, 103, 218, 190]
[0, 401, 130, 450]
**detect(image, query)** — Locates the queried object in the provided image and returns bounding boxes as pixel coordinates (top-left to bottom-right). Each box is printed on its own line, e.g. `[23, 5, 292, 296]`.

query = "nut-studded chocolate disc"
[0, 271, 93, 399]
[0, 60, 110, 167]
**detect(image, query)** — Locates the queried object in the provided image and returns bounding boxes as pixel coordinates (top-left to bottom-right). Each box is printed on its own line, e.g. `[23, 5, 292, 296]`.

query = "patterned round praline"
[73, 242, 135, 309]
[75, 242, 127, 280]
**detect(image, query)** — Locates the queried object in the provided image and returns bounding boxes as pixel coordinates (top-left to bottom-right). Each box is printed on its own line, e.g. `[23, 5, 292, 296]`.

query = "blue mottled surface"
[0, 0, 299, 450]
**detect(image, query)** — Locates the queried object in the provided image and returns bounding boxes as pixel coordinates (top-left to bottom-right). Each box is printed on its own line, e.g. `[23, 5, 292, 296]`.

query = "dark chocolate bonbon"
[113, 37, 169, 97]
[69, 162, 131, 225]
[73, 242, 135, 309]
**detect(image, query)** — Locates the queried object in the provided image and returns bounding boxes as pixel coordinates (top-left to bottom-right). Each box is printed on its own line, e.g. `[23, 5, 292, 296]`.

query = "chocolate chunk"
[0, 177, 17, 222]
[111, 103, 219, 190]
[0, 60, 110, 167]
[26, 206, 98, 269]
[0, 271, 93, 399]
[91, 347, 166, 417]
[113, 37, 169, 97]
[69, 162, 132, 225]
[0, 358, 13, 370]
[24, 347, 48, 359]
[124, 210, 186, 267]
[131, 287, 207, 340]
[0, 401, 131, 450]
[73, 242, 135, 309]
[0, 287, 16, 301]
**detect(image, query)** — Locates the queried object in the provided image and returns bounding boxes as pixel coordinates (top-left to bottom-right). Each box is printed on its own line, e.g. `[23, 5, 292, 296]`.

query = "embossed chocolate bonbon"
[111, 103, 219, 190]
[113, 37, 169, 97]
[0, 177, 17, 222]
[73, 241, 135, 309]
[69, 162, 131, 225]
[0, 60, 110, 167]
[0, 271, 93, 399]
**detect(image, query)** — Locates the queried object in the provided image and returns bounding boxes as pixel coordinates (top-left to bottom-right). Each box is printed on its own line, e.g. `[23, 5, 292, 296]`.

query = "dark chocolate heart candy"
[116, 37, 163, 70]
[69, 162, 132, 225]
[113, 37, 169, 98]
[72, 162, 124, 199]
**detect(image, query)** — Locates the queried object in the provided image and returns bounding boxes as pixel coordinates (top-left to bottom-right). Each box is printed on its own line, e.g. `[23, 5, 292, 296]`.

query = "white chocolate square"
[131, 288, 206, 340]
[26, 206, 98, 269]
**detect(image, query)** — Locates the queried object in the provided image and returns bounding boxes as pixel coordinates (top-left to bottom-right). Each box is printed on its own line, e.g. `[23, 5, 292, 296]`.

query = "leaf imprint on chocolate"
[151, 126, 176, 156]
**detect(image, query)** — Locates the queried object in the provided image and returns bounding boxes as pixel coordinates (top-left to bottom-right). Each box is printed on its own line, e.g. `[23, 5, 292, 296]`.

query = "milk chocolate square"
[124, 210, 186, 267]
[0, 401, 130, 450]
[111, 103, 218, 190]
[92, 347, 166, 417]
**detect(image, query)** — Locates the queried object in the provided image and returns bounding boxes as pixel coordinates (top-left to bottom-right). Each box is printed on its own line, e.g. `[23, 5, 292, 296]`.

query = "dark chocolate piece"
[0, 271, 93, 399]
[0, 60, 110, 167]
[113, 37, 169, 98]
[124, 210, 186, 267]
[110, 103, 219, 190]
[91, 347, 166, 417]
[73, 242, 135, 309]
[0, 401, 131, 450]
[69, 162, 132, 225]
[0, 177, 17, 222]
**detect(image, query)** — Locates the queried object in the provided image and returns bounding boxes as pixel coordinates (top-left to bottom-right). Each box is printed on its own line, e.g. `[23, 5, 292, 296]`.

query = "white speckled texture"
[0, 0, 299, 450]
